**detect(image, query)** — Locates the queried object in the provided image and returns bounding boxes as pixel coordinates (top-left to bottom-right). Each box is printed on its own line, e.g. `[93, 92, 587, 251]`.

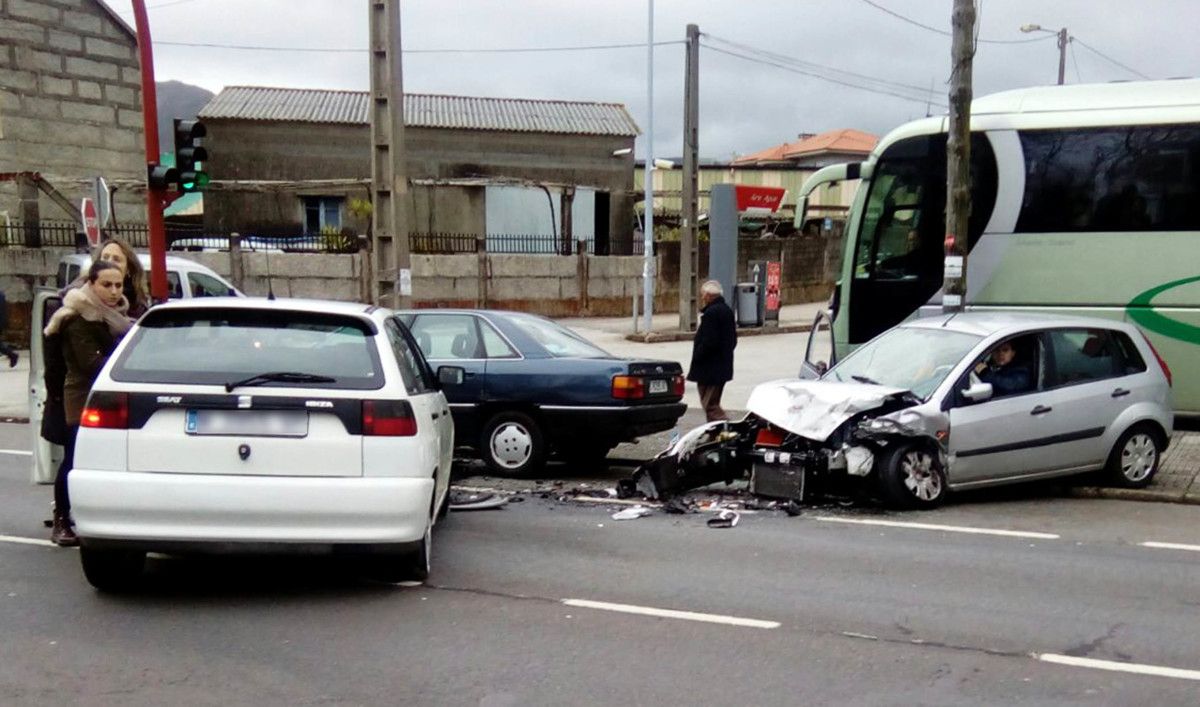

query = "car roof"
[61, 252, 220, 271]
[396, 308, 545, 320]
[145, 297, 381, 318]
[901, 311, 1137, 338]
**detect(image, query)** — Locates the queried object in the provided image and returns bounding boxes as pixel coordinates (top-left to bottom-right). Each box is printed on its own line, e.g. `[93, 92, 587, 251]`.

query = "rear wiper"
[850, 374, 881, 385]
[224, 371, 336, 392]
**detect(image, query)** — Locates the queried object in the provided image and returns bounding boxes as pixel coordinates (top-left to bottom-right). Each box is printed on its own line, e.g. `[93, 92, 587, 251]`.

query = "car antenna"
[942, 310, 959, 327]
[264, 247, 275, 300]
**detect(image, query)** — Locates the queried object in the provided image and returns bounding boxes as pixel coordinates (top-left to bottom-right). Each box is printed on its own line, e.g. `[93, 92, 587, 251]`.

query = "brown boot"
[51, 512, 79, 547]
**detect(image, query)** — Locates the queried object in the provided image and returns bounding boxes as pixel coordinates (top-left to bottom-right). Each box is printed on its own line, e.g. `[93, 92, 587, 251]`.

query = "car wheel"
[1105, 424, 1163, 489]
[365, 495, 434, 583]
[80, 547, 145, 593]
[480, 412, 545, 477]
[878, 443, 946, 510]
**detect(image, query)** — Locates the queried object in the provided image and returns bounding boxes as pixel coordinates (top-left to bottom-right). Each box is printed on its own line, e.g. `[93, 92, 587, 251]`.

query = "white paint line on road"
[1140, 541, 1200, 553]
[562, 598, 780, 629]
[0, 534, 57, 548]
[0, 449, 32, 456]
[1036, 653, 1200, 682]
[814, 516, 1060, 540]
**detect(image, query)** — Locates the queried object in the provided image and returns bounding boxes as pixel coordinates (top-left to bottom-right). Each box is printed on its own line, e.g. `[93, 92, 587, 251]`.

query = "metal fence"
[1, 221, 647, 256]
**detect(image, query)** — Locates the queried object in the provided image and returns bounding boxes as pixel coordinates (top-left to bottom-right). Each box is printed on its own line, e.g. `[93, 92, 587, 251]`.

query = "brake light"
[755, 425, 785, 447]
[612, 375, 646, 400]
[672, 375, 685, 396]
[362, 400, 417, 436]
[1140, 332, 1172, 387]
[80, 391, 129, 429]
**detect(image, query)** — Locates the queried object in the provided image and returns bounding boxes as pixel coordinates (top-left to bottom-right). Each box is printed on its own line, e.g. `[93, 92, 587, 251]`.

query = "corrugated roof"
[199, 86, 640, 137]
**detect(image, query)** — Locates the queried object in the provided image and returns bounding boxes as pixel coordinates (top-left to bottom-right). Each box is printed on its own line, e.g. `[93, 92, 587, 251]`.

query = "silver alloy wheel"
[1120, 433, 1157, 482]
[900, 450, 942, 501]
[490, 421, 533, 469]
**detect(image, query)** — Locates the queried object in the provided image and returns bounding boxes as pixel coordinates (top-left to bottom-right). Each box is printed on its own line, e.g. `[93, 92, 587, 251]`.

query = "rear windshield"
[506, 313, 610, 358]
[112, 308, 383, 389]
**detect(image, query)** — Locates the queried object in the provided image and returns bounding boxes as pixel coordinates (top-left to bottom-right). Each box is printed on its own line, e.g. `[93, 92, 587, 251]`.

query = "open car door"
[799, 308, 836, 380]
[28, 288, 62, 484]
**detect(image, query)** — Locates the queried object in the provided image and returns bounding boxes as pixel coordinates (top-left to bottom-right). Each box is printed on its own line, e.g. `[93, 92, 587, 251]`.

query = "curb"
[624, 322, 813, 343]
[1066, 486, 1200, 505]
[1, 416, 30, 425]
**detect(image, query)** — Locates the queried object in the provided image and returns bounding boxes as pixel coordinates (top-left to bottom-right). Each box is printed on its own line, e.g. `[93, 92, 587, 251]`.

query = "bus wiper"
[225, 371, 337, 392]
[850, 374, 881, 385]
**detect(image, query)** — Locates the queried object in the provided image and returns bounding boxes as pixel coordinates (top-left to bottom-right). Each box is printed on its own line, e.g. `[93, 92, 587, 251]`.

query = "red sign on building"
[734, 185, 787, 213]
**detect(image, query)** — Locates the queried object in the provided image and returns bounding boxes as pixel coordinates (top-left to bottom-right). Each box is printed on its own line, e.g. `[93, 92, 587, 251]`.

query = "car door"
[947, 333, 1060, 484]
[800, 309, 836, 379]
[186, 271, 237, 298]
[384, 319, 452, 504]
[28, 290, 62, 484]
[1036, 328, 1129, 470]
[405, 314, 488, 438]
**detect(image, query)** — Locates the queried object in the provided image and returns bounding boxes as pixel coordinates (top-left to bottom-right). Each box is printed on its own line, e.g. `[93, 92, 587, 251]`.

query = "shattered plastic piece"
[612, 505, 654, 521]
[663, 497, 694, 514]
[615, 478, 638, 499]
[784, 500, 803, 517]
[844, 445, 875, 477]
[448, 492, 509, 511]
[706, 510, 740, 528]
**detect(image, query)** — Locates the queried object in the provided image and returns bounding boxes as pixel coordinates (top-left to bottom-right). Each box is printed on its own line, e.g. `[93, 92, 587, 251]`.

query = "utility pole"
[641, 0, 655, 333]
[130, 0, 169, 302]
[369, 0, 411, 308]
[943, 0, 975, 314]
[1056, 27, 1068, 85]
[679, 23, 700, 331]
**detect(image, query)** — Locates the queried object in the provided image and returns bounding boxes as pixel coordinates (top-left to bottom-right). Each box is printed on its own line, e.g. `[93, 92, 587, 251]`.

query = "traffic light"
[172, 118, 209, 192]
[148, 164, 179, 191]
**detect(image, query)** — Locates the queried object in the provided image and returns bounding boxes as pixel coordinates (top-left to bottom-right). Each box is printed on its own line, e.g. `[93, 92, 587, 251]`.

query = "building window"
[303, 196, 343, 234]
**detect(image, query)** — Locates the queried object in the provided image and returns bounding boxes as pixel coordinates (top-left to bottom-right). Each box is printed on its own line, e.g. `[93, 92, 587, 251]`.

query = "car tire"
[878, 443, 947, 510]
[1104, 423, 1163, 489]
[80, 547, 145, 593]
[480, 411, 546, 477]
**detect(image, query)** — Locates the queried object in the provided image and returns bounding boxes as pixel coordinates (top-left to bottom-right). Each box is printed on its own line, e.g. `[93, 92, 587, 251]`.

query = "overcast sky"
[105, 0, 1196, 160]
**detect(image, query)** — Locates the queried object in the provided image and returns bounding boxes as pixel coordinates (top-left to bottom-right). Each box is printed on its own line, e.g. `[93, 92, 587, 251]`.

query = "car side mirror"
[437, 365, 465, 387]
[962, 381, 993, 403]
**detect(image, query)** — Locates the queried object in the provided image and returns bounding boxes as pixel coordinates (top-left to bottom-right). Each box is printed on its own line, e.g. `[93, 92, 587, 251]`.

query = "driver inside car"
[974, 340, 1033, 397]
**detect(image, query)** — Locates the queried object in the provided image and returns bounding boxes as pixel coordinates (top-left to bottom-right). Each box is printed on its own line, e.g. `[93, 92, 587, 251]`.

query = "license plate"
[648, 379, 669, 394]
[185, 409, 309, 437]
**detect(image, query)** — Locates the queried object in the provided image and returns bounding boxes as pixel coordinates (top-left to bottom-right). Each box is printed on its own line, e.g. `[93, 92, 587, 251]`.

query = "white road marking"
[0, 449, 32, 456]
[1036, 654, 1200, 681]
[814, 516, 1060, 540]
[1140, 541, 1200, 553]
[0, 534, 58, 548]
[562, 598, 780, 629]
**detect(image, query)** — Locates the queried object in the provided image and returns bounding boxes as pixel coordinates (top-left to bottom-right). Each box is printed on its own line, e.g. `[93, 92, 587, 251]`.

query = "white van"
[56, 253, 241, 299]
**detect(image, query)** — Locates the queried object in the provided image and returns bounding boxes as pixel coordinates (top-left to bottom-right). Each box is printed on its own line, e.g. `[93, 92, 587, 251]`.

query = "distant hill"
[156, 80, 215, 157]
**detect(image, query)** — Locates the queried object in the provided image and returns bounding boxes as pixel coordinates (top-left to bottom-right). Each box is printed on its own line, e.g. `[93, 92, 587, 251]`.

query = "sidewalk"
[557, 301, 827, 343]
[0, 350, 28, 423]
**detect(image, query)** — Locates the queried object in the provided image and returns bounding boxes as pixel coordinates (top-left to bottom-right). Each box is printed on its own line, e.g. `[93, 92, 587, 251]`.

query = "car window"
[966, 333, 1043, 400]
[111, 308, 384, 389]
[827, 326, 982, 400]
[1048, 329, 1121, 386]
[385, 319, 433, 395]
[480, 320, 519, 359]
[167, 271, 183, 299]
[409, 314, 480, 360]
[505, 314, 611, 358]
[1112, 331, 1148, 375]
[189, 272, 233, 297]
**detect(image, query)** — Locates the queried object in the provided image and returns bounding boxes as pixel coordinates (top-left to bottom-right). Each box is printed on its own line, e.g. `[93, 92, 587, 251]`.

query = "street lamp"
[1020, 23, 1069, 85]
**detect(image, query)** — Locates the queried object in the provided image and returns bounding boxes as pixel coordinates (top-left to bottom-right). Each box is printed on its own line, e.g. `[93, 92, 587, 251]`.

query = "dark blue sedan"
[396, 309, 687, 476]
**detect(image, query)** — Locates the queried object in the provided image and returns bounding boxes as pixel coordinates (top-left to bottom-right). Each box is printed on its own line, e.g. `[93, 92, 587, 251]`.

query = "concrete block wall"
[0, 0, 145, 219]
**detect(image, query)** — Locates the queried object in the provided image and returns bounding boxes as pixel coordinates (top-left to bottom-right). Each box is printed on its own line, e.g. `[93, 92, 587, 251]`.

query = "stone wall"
[0, 0, 144, 220]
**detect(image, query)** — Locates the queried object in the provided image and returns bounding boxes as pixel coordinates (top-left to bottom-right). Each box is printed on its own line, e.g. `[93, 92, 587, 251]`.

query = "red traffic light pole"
[131, 0, 173, 302]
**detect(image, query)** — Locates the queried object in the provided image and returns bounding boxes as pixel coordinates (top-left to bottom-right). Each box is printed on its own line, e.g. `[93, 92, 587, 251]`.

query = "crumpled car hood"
[746, 378, 912, 442]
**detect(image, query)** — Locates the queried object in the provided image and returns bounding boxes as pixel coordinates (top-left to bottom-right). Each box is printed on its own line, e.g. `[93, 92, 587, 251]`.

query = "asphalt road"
[3, 423, 1200, 705]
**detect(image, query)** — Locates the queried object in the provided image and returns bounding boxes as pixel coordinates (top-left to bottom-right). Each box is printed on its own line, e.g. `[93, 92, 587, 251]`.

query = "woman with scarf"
[43, 261, 132, 546]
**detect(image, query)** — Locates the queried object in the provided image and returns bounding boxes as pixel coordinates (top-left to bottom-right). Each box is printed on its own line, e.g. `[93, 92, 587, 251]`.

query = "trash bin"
[735, 282, 761, 327]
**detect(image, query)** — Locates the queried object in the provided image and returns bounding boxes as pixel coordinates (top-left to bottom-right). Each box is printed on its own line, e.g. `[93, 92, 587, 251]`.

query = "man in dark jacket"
[687, 280, 737, 421]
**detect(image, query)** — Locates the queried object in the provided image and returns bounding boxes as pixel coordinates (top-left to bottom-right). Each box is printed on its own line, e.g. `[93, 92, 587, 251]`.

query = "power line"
[1073, 38, 1151, 80]
[153, 40, 684, 54]
[1069, 41, 1083, 83]
[701, 42, 947, 109]
[857, 0, 1054, 44]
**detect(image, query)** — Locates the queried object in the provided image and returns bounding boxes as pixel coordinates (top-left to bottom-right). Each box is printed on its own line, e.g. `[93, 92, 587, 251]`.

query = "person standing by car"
[90, 238, 150, 318]
[43, 261, 132, 546]
[687, 280, 737, 421]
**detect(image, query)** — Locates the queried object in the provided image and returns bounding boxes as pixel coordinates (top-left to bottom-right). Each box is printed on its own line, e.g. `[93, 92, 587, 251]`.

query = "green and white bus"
[796, 78, 1200, 415]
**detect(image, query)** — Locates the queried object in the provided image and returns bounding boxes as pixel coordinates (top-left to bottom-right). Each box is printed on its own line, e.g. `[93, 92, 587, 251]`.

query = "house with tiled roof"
[199, 86, 641, 252]
[733, 129, 878, 168]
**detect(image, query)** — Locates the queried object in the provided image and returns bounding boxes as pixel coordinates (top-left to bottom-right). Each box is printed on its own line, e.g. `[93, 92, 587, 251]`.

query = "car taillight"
[755, 425, 785, 447]
[80, 391, 129, 429]
[612, 375, 646, 400]
[362, 400, 417, 436]
[672, 374, 685, 396]
[1140, 332, 1172, 387]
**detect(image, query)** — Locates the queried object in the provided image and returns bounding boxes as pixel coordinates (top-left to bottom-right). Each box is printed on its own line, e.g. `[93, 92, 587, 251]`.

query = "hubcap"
[901, 451, 942, 501]
[490, 422, 533, 469]
[1121, 433, 1157, 482]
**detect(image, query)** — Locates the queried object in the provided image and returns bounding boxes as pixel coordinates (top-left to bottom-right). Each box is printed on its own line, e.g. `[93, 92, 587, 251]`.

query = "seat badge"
[238, 443, 251, 461]
[237, 395, 252, 409]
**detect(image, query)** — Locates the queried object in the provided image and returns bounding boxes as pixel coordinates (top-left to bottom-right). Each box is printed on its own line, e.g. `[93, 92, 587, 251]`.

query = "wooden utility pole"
[369, 0, 411, 308]
[943, 0, 975, 314]
[679, 23, 701, 330]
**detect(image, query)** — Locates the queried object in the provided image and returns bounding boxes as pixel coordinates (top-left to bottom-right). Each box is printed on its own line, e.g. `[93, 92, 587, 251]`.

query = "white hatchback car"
[68, 298, 459, 591]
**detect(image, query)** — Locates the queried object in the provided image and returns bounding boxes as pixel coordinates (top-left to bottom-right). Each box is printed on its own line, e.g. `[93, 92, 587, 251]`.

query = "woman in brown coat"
[43, 261, 132, 546]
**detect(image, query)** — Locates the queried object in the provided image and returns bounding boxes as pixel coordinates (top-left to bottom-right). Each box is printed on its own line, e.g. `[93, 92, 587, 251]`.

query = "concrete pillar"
[18, 175, 41, 248]
[357, 235, 372, 304]
[228, 233, 245, 292]
[476, 235, 488, 308]
[577, 238, 589, 313]
[708, 183, 738, 304]
[560, 187, 575, 255]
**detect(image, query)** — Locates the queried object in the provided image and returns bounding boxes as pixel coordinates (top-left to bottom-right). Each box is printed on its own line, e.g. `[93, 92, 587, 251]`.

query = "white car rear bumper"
[69, 470, 433, 547]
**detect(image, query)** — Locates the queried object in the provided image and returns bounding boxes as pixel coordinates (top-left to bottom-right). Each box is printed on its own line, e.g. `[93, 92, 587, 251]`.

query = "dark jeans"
[55, 424, 79, 515]
[697, 383, 728, 422]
